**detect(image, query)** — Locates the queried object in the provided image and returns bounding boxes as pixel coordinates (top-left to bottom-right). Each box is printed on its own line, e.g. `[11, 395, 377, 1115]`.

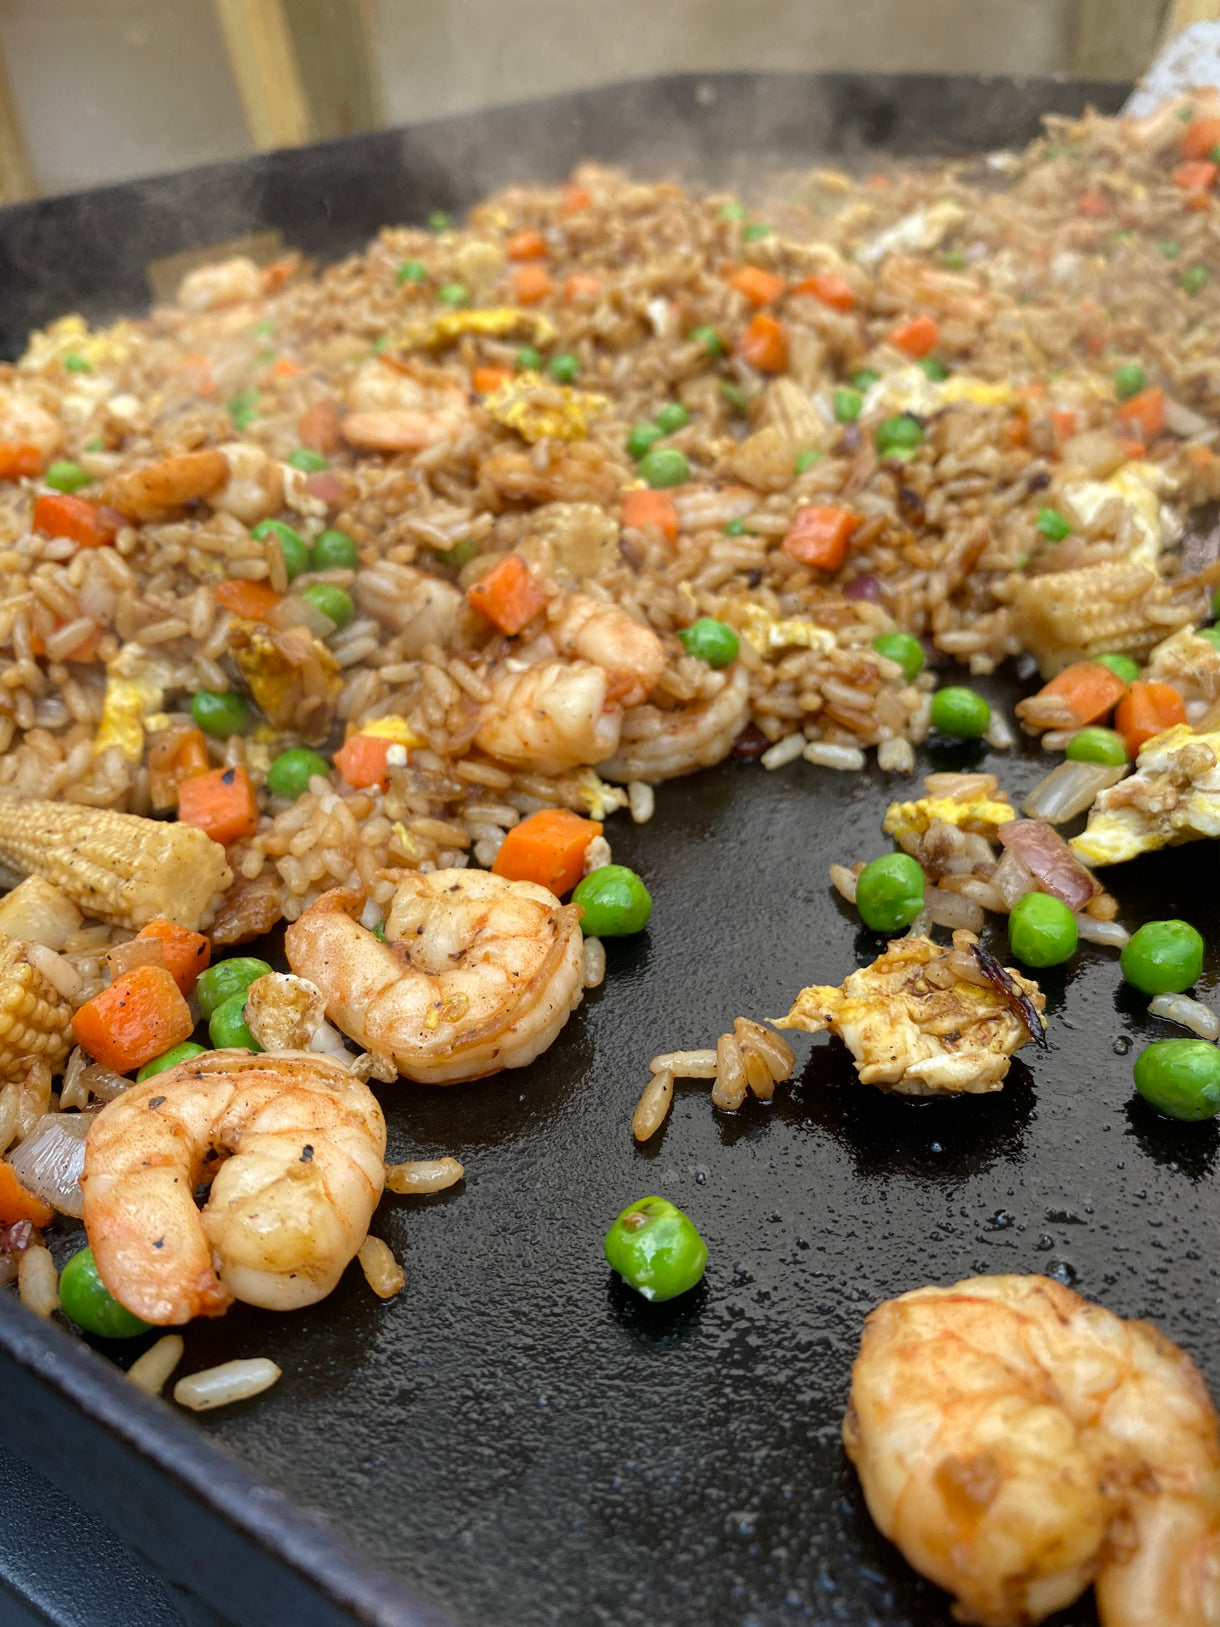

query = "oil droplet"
[987, 1210, 1015, 1230]
[1034, 1233, 1055, 1251]
[1046, 1259, 1077, 1286]
[1113, 1036, 1132, 1055]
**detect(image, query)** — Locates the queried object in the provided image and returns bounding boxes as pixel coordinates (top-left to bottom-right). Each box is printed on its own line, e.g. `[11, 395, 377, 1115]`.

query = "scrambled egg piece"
[232, 623, 342, 746]
[354, 715, 422, 747]
[21, 313, 133, 374]
[861, 366, 1017, 423]
[774, 935, 1045, 1096]
[484, 372, 608, 443]
[1143, 626, 1220, 711]
[1071, 725, 1220, 866]
[573, 768, 629, 821]
[856, 201, 967, 270]
[737, 604, 836, 657]
[94, 652, 167, 761]
[1062, 462, 1168, 571]
[404, 308, 556, 352]
[883, 795, 1015, 843]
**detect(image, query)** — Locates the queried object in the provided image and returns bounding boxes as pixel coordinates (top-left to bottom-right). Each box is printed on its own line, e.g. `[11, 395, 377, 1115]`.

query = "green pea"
[1183, 267, 1209, 295]
[872, 631, 924, 683]
[1121, 919, 1205, 996]
[431, 535, 478, 568]
[721, 381, 749, 413]
[718, 202, 748, 222]
[677, 618, 739, 668]
[44, 460, 91, 494]
[851, 368, 881, 390]
[396, 258, 428, 284]
[437, 282, 468, 307]
[300, 582, 354, 629]
[628, 422, 665, 460]
[833, 387, 863, 423]
[654, 402, 689, 435]
[941, 251, 967, 270]
[1007, 891, 1078, 968]
[1160, 240, 1181, 260]
[63, 354, 92, 373]
[571, 864, 652, 935]
[227, 390, 258, 430]
[794, 449, 822, 474]
[915, 358, 949, 381]
[638, 447, 689, 489]
[369, 335, 390, 354]
[874, 414, 925, 458]
[724, 517, 753, 536]
[1135, 1038, 1220, 1121]
[287, 448, 328, 473]
[1066, 726, 1127, 766]
[1113, 363, 1146, 400]
[252, 518, 309, 579]
[854, 853, 925, 934]
[59, 1247, 151, 1339]
[930, 685, 991, 738]
[548, 353, 580, 383]
[309, 528, 359, 571]
[257, 348, 277, 366]
[195, 957, 273, 1020]
[604, 1196, 707, 1302]
[516, 345, 543, 371]
[1095, 652, 1140, 684]
[190, 689, 249, 738]
[266, 747, 331, 800]
[742, 222, 772, 242]
[252, 322, 274, 338]
[136, 1042, 207, 1083]
[689, 325, 724, 356]
[371, 921, 386, 942]
[209, 989, 263, 1052]
[428, 209, 451, 232]
[1198, 626, 1220, 653]
[1035, 508, 1072, 541]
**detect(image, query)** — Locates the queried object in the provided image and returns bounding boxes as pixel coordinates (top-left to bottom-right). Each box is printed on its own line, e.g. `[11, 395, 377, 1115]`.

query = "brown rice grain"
[358, 1236, 405, 1299]
[384, 1157, 465, 1195]
[632, 1065, 674, 1142]
[581, 936, 606, 989]
[128, 1334, 185, 1396]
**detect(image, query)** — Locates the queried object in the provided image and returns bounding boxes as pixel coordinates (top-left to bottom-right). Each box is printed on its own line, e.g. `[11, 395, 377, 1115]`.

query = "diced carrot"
[32, 493, 116, 549]
[177, 765, 259, 846]
[728, 266, 786, 306]
[561, 184, 591, 216]
[260, 255, 299, 294]
[473, 365, 512, 394]
[1174, 159, 1218, 192]
[1077, 188, 1109, 217]
[492, 808, 604, 897]
[564, 273, 600, 301]
[1189, 444, 1215, 470]
[334, 732, 395, 791]
[212, 578, 282, 621]
[466, 554, 547, 636]
[791, 272, 855, 312]
[621, 488, 678, 542]
[888, 313, 940, 359]
[506, 229, 548, 261]
[1006, 415, 1030, 447]
[1182, 115, 1220, 159]
[71, 964, 194, 1075]
[1116, 386, 1165, 442]
[148, 724, 211, 811]
[136, 919, 212, 996]
[512, 264, 553, 305]
[268, 356, 302, 380]
[1049, 409, 1077, 441]
[737, 312, 788, 374]
[1117, 437, 1147, 461]
[1185, 190, 1213, 213]
[0, 1161, 53, 1228]
[297, 398, 340, 453]
[1037, 660, 1128, 726]
[1115, 680, 1187, 759]
[0, 443, 45, 480]
[782, 505, 860, 573]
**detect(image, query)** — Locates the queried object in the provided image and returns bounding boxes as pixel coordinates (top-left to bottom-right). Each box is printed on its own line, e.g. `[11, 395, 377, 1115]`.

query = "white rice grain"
[581, 936, 606, 989]
[877, 737, 916, 773]
[649, 1049, 718, 1078]
[627, 780, 655, 823]
[174, 1358, 281, 1411]
[1075, 916, 1130, 949]
[1149, 993, 1220, 1040]
[18, 1245, 59, 1318]
[762, 733, 806, 771]
[128, 1335, 185, 1396]
[829, 863, 858, 904]
[803, 741, 866, 772]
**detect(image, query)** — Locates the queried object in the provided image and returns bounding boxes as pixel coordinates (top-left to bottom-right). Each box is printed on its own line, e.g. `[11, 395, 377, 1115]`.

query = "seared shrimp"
[342, 358, 472, 452]
[103, 449, 229, 524]
[81, 1051, 385, 1325]
[548, 593, 665, 709]
[475, 660, 622, 774]
[845, 1274, 1220, 1627]
[284, 870, 584, 1084]
[601, 663, 750, 782]
[354, 561, 463, 655]
[176, 256, 263, 312]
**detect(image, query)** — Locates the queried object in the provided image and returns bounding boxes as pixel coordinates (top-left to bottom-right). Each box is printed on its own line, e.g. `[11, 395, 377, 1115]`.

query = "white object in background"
[1125, 20, 1220, 115]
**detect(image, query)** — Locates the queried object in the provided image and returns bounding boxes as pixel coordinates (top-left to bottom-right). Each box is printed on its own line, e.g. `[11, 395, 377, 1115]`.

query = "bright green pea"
[63, 354, 92, 373]
[794, 449, 822, 474]
[1113, 363, 1146, 400]
[1121, 919, 1205, 996]
[369, 336, 391, 354]
[1008, 891, 1078, 968]
[689, 325, 724, 356]
[1198, 627, 1220, 653]
[428, 210, 451, 232]
[872, 631, 924, 682]
[1160, 240, 1181, 260]
[854, 853, 925, 933]
[742, 222, 772, 242]
[1095, 652, 1140, 684]
[628, 422, 665, 460]
[874, 414, 924, 458]
[833, 388, 863, 423]
[1066, 726, 1127, 766]
[851, 368, 881, 390]
[930, 685, 990, 738]
[638, 447, 689, 489]
[59, 1248, 151, 1339]
[718, 202, 748, 222]
[195, 957, 272, 1020]
[677, 618, 739, 668]
[252, 518, 309, 579]
[604, 1196, 707, 1301]
[1183, 267, 1209, 295]
[941, 251, 967, 270]
[300, 582, 355, 629]
[266, 748, 330, 800]
[257, 349, 277, 366]
[1135, 1039, 1220, 1121]
[190, 689, 249, 738]
[437, 282, 468, 307]
[516, 345, 543, 371]
[654, 402, 689, 435]
[227, 390, 258, 430]
[309, 528, 359, 571]
[571, 864, 652, 935]
[44, 460, 91, 494]
[721, 381, 748, 413]
[209, 989, 263, 1052]
[252, 322, 275, 338]
[915, 358, 949, 381]
[1036, 508, 1073, 541]
[287, 448, 328, 473]
[724, 517, 754, 536]
[431, 535, 478, 568]
[396, 259, 428, 284]
[136, 1042, 207, 1083]
[548, 353, 580, 383]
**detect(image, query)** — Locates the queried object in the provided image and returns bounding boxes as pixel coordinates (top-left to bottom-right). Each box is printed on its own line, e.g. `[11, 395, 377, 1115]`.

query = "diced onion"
[105, 937, 164, 979]
[1149, 992, 1220, 1039]
[6, 1113, 91, 1218]
[925, 886, 986, 934]
[992, 848, 1037, 910]
[81, 1061, 133, 1102]
[1075, 915, 1130, 949]
[25, 943, 83, 1000]
[998, 819, 1097, 912]
[1022, 760, 1127, 824]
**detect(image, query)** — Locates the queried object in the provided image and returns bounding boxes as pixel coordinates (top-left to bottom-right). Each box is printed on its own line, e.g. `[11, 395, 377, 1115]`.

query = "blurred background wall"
[0, 0, 1188, 201]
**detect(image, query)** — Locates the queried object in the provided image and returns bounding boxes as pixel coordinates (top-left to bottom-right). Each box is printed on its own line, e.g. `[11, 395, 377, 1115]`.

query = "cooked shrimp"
[354, 561, 463, 655]
[342, 358, 471, 452]
[81, 1050, 385, 1325]
[176, 256, 262, 312]
[103, 449, 229, 523]
[0, 389, 62, 460]
[209, 441, 284, 526]
[601, 663, 750, 782]
[284, 870, 584, 1084]
[548, 593, 665, 708]
[845, 1274, 1220, 1627]
[474, 659, 622, 774]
